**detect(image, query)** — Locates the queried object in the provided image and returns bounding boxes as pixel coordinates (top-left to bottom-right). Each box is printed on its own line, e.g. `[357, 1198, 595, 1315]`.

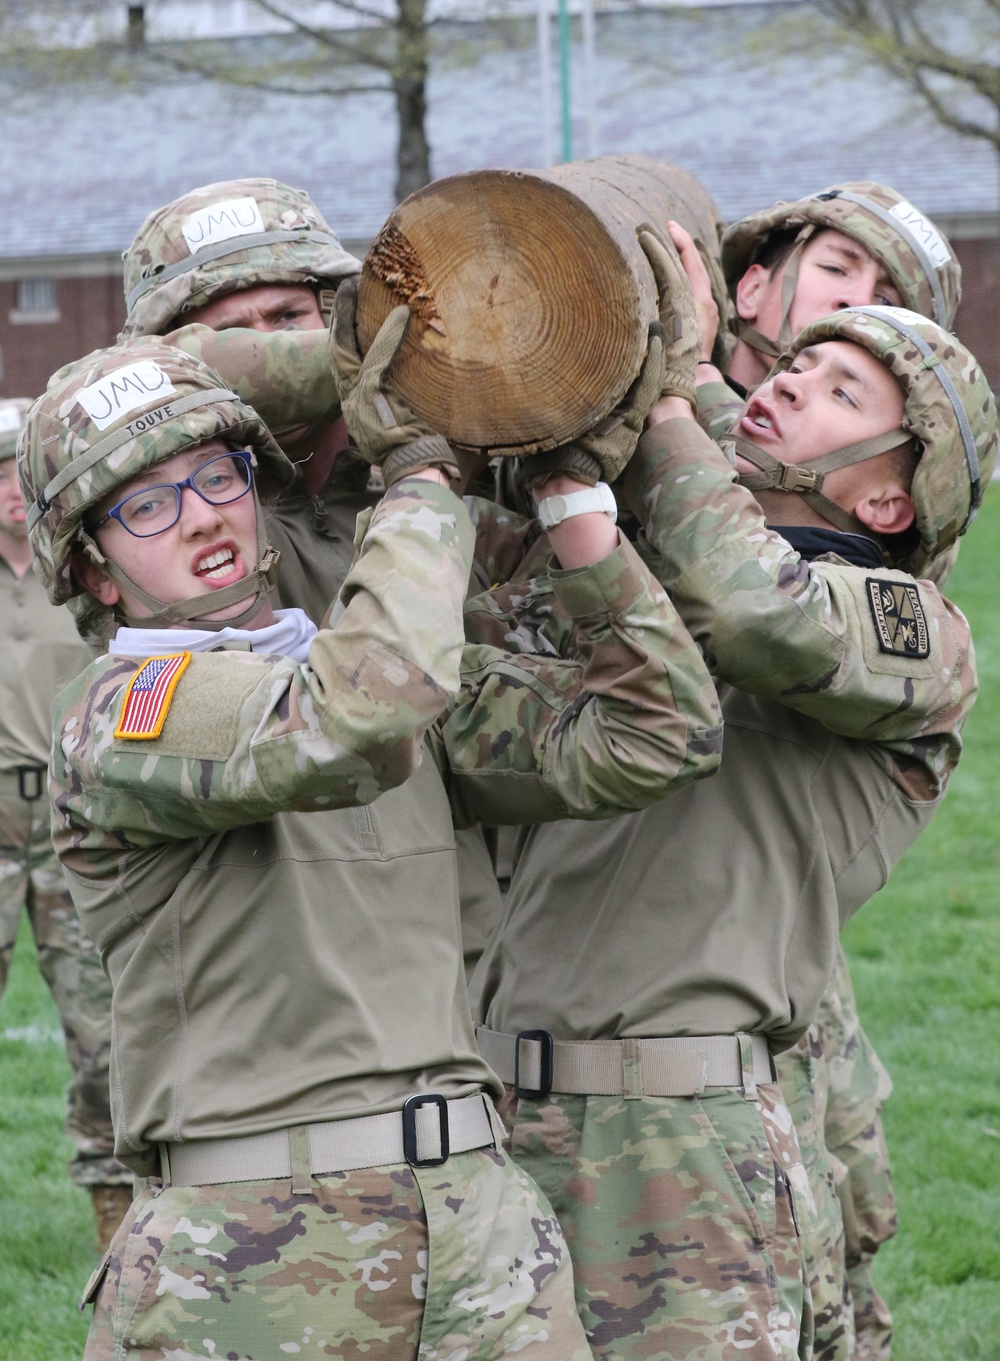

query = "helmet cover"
[722, 182, 961, 328]
[123, 178, 361, 336]
[773, 305, 997, 577]
[19, 339, 295, 606]
[0, 398, 32, 462]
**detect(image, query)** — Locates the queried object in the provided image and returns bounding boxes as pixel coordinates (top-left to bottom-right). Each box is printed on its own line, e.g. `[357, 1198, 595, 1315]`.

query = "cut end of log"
[367, 222, 446, 338]
[357, 169, 655, 453]
[355, 159, 727, 454]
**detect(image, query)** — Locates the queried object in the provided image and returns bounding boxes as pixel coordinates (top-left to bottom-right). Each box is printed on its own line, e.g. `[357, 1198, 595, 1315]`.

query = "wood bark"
[356, 154, 727, 454]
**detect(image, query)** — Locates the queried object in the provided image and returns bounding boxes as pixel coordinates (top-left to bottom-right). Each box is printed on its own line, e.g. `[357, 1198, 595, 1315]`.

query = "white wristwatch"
[536, 481, 618, 530]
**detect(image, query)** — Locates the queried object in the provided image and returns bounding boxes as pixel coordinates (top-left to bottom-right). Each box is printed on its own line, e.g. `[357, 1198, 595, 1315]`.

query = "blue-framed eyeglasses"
[88, 450, 255, 539]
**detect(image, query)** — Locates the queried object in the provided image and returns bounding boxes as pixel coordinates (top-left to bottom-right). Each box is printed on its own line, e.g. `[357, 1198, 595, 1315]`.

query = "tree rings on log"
[356, 157, 727, 455]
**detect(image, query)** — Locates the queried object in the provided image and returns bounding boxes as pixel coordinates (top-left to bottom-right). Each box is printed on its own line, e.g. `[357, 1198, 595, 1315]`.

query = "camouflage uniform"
[695, 187, 964, 1360]
[22, 341, 722, 1360]
[468, 309, 994, 1361]
[0, 400, 128, 1205]
[127, 181, 508, 975]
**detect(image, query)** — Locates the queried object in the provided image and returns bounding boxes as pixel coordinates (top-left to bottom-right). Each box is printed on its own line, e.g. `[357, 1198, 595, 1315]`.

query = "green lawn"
[2, 493, 999, 1360]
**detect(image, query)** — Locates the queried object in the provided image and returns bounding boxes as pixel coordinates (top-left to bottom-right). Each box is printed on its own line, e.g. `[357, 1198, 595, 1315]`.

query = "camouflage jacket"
[51, 480, 722, 1171]
[695, 377, 744, 444]
[0, 558, 91, 773]
[164, 322, 336, 442]
[162, 322, 521, 995]
[472, 418, 975, 1050]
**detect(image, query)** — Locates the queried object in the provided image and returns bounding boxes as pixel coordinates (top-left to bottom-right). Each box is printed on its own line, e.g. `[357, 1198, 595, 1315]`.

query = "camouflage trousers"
[81, 1145, 593, 1360]
[778, 947, 896, 1361]
[820, 948, 895, 1361]
[505, 1083, 813, 1361]
[0, 788, 128, 1188]
[776, 1034, 852, 1361]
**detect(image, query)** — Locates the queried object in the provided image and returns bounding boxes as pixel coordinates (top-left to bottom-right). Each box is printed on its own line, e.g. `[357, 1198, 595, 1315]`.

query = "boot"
[90, 1184, 133, 1253]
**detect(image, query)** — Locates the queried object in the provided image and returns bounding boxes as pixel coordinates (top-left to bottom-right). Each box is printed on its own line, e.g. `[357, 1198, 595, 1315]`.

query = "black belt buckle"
[402, 1093, 450, 1168]
[514, 1029, 553, 1100]
[16, 767, 45, 802]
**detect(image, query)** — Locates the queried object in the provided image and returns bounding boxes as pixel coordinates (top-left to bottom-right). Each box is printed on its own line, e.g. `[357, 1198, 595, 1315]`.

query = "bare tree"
[158, 0, 433, 201]
[816, 0, 1000, 151]
[0, 0, 433, 201]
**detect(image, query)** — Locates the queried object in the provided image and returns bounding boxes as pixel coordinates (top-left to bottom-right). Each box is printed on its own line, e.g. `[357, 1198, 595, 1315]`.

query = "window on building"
[10, 278, 59, 324]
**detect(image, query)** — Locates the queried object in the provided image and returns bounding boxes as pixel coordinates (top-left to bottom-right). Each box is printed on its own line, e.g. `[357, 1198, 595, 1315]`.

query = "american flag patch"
[114, 652, 192, 740]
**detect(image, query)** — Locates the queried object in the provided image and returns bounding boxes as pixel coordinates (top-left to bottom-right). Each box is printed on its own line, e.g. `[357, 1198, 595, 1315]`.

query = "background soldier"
[0, 397, 131, 1251]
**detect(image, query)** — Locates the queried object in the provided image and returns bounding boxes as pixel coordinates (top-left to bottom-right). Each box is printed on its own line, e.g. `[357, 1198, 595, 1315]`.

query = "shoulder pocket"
[860, 576, 938, 679]
[113, 651, 267, 761]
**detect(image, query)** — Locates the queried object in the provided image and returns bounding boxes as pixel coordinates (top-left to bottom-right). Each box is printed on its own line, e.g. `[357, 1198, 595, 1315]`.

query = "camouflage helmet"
[0, 398, 32, 462]
[722, 182, 961, 357]
[122, 178, 362, 337]
[738, 306, 997, 579]
[19, 340, 295, 624]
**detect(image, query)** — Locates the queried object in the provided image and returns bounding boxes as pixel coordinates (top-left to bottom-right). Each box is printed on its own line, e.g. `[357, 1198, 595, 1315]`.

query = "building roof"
[0, 1, 993, 264]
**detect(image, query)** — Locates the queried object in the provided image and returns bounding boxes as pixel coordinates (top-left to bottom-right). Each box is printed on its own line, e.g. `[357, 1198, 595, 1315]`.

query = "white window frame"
[10, 278, 59, 324]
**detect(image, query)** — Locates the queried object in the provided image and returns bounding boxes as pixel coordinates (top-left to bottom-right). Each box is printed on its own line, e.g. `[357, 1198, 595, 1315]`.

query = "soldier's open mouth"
[196, 548, 237, 580]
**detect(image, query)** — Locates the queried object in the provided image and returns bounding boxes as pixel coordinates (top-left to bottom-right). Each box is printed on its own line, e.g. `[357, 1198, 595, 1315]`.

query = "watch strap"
[537, 481, 618, 530]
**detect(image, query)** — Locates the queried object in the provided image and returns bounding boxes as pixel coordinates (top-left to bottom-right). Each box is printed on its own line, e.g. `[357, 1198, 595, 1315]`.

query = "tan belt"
[0, 766, 47, 801]
[476, 1027, 774, 1099]
[160, 1093, 502, 1190]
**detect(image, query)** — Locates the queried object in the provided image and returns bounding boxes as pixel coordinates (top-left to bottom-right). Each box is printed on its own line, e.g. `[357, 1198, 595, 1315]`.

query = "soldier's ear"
[854, 485, 915, 537]
[71, 549, 120, 606]
[735, 264, 769, 322]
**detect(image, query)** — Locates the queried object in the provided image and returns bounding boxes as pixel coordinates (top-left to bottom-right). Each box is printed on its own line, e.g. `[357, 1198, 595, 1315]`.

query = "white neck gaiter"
[108, 607, 318, 663]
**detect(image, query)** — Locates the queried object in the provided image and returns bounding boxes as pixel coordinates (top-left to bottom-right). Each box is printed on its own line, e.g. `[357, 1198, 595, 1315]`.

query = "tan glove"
[519, 324, 666, 488]
[331, 279, 459, 487]
[637, 227, 700, 408]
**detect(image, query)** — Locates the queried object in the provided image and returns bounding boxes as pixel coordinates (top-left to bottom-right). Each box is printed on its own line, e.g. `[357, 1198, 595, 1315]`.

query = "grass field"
[2, 492, 999, 1360]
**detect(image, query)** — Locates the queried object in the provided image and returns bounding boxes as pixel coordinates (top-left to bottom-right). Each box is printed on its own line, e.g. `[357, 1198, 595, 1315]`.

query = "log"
[355, 155, 728, 456]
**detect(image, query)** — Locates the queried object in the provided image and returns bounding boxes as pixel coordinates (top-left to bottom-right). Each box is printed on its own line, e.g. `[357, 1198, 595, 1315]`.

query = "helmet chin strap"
[731, 427, 911, 541]
[730, 227, 815, 364]
[82, 490, 282, 632]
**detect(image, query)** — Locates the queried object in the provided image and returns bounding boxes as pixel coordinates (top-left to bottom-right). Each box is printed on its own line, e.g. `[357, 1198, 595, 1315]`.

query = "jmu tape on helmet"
[19, 341, 294, 628]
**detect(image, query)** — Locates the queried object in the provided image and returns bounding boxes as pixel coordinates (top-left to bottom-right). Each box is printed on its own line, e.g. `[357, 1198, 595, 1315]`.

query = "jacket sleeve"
[52, 481, 474, 848]
[695, 379, 744, 443]
[165, 323, 337, 436]
[464, 494, 547, 591]
[624, 417, 977, 795]
[439, 532, 723, 826]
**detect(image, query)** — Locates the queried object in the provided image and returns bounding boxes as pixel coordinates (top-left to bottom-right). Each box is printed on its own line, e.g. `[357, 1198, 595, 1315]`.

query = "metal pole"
[538, 0, 553, 167]
[582, 0, 595, 157]
[557, 0, 572, 162]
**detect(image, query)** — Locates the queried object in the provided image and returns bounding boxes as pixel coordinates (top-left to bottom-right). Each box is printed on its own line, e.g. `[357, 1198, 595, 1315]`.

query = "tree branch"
[155, 48, 392, 96]
[817, 0, 1000, 147]
[249, 0, 393, 42]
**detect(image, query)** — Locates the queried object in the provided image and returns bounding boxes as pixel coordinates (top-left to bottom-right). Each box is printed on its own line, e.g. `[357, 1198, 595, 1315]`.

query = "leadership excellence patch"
[114, 652, 192, 740]
[865, 579, 930, 659]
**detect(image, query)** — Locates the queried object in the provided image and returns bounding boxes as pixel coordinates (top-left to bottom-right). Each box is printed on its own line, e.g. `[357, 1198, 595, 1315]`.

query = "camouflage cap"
[722, 182, 961, 328]
[0, 398, 32, 462]
[19, 339, 295, 606]
[122, 178, 362, 337]
[776, 306, 997, 577]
